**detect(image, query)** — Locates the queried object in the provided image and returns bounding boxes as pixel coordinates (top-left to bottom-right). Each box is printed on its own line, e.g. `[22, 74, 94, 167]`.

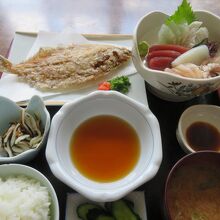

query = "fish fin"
[23, 47, 54, 63]
[0, 55, 13, 73]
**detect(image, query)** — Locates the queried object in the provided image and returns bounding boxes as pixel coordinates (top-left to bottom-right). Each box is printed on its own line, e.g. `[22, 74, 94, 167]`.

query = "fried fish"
[0, 44, 131, 90]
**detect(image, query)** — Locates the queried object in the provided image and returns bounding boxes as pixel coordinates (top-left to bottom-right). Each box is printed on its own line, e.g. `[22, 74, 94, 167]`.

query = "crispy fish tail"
[0, 55, 14, 73]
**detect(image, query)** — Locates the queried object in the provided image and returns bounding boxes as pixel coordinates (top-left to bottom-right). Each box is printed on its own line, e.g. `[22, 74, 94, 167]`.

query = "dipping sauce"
[186, 121, 220, 151]
[70, 115, 140, 182]
[167, 160, 220, 220]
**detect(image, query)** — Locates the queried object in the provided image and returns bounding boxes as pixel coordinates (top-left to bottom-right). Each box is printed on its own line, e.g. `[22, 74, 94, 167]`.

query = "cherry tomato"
[148, 57, 174, 71]
[147, 50, 181, 62]
[149, 44, 189, 54]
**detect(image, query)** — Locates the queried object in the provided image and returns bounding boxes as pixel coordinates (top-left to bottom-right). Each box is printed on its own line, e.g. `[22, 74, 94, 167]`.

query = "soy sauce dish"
[46, 91, 162, 202]
[165, 151, 220, 220]
[176, 104, 220, 153]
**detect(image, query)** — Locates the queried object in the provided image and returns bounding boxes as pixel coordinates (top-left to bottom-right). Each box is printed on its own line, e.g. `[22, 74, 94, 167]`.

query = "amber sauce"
[186, 121, 220, 151]
[70, 115, 140, 182]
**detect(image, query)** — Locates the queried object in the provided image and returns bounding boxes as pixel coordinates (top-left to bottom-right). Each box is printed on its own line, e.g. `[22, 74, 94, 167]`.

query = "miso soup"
[167, 160, 220, 220]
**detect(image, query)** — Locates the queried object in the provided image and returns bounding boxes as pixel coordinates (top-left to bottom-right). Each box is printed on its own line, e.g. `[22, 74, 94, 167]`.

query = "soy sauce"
[186, 121, 220, 151]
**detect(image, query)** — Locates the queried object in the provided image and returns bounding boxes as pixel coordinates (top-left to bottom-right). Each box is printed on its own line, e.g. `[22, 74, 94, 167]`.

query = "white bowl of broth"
[46, 91, 162, 202]
[165, 151, 220, 220]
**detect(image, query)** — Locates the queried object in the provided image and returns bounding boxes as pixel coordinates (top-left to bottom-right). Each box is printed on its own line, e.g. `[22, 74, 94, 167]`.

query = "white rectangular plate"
[2, 32, 148, 106]
[65, 191, 147, 220]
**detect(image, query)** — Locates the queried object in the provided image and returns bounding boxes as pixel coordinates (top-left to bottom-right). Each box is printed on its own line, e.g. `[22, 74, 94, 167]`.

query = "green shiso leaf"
[166, 0, 196, 25]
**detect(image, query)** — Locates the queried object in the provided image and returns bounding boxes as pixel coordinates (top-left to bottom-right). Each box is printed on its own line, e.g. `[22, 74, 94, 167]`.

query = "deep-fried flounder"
[0, 44, 131, 90]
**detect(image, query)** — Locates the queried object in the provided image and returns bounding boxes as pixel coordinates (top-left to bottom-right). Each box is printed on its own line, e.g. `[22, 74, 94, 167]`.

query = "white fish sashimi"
[165, 63, 209, 79]
[195, 27, 209, 44]
[172, 45, 210, 67]
[186, 21, 209, 47]
[165, 62, 220, 79]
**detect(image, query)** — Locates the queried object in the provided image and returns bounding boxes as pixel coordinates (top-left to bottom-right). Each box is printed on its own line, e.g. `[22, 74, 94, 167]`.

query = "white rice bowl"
[0, 164, 59, 220]
[0, 176, 50, 219]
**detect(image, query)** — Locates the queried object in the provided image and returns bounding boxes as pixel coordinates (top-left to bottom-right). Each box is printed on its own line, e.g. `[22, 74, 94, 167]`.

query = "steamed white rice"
[0, 175, 51, 220]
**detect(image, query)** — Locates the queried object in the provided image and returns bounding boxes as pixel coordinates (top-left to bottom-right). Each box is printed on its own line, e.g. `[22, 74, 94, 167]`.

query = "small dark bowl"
[164, 151, 220, 220]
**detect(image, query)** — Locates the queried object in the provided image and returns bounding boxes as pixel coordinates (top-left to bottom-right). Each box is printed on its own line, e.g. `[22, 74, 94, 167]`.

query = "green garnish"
[191, 212, 207, 220]
[138, 41, 149, 57]
[108, 76, 131, 94]
[166, 0, 196, 25]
